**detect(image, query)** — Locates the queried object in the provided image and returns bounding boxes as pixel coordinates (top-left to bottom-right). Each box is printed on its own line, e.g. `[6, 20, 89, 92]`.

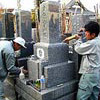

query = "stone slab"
[44, 61, 77, 87]
[27, 59, 40, 81]
[57, 92, 76, 100]
[15, 78, 78, 100]
[34, 43, 68, 65]
[72, 15, 90, 35]
[0, 21, 2, 37]
[1, 13, 14, 39]
[27, 58, 48, 81]
[27, 59, 77, 88]
[15, 86, 36, 100]
[15, 11, 32, 42]
[40, 1, 62, 43]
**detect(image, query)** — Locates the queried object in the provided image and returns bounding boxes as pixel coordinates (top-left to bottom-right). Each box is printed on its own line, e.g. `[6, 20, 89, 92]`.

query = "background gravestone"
[0, 13, 14, 39]
[15, 10, 32, 42]
[69, 14, 96, 72]
[15, 11, 34, 59]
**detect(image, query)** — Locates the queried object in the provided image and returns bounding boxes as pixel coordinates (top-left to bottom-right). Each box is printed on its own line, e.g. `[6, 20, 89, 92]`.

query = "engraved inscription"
[41, 4, 48, 38]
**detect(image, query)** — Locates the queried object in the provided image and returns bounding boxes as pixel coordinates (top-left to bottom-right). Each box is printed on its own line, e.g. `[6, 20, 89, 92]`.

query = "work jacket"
[74, 37, 100, 74]
[0, 40, 20, 81]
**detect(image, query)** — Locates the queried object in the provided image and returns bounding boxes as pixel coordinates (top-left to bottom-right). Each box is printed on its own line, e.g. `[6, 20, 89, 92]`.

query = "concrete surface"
[4, 80, 16, 100]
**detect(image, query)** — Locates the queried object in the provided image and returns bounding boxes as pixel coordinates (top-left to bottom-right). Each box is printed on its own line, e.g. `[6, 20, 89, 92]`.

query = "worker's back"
[0, 40, 14, 81]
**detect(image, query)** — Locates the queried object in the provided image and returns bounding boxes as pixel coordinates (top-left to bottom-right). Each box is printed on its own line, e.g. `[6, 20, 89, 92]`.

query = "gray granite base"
[44, 61, 76, 88]
[34, 43, 69, 65]
[27, 59, 77, 88]
[15, 78, 78, 100]
[27, 58, 48, 81]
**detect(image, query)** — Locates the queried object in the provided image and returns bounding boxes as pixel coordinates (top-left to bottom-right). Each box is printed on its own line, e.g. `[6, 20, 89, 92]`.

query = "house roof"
[66, 0, 95, 15]
[66, 0, 85, 10]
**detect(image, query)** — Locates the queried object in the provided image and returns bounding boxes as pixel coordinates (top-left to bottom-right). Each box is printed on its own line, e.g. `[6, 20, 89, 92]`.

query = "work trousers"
[77, 72, 100, 100]
[0, 81, 5, 100]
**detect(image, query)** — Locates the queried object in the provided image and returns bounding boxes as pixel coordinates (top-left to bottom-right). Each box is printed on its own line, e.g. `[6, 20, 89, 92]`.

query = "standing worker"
[64, 21, 100, 100]
[0, 37, 28, 100]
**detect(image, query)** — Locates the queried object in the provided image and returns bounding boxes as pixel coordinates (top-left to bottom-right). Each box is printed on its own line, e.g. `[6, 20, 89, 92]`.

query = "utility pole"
[17, 0, 22, 37]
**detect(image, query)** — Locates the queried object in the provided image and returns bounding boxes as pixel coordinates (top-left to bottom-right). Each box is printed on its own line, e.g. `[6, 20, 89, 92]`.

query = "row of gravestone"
[0, 11, 33, 42]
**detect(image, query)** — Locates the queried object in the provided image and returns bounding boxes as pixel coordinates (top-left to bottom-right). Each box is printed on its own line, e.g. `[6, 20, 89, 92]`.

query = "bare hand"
[63, 38, 70, 43]
[75, 34, 81, 40]
[22, 69, 28, 74]
[63, 34, 77, 43]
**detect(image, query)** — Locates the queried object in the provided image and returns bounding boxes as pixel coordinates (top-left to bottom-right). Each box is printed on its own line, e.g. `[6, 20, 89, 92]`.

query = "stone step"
[15, 78, 78, 100]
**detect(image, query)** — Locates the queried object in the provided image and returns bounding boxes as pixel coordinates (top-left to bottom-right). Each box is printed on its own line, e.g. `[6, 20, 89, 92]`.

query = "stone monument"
[69, 14, 96, 71]
[15, 1, 78, 100]
[0, 13, 14, 39]
[15, 11, 32, 42]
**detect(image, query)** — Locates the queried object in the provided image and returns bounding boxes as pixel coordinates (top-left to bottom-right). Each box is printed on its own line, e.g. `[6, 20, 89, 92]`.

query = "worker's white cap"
[13, 37, 26, 48]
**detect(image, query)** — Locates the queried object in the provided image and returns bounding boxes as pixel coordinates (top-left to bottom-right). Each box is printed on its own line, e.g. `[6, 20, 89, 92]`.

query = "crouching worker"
[0, 37, 28, 100]
[64, 21, 100, 100]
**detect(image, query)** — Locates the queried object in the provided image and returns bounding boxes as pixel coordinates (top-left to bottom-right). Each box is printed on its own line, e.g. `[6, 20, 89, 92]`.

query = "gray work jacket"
[0, 40, 20, 81]
[74, 37, 100, 74]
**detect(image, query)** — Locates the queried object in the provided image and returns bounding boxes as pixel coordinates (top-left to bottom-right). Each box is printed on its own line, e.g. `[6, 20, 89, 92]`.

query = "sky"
[0, 0, 100, 13]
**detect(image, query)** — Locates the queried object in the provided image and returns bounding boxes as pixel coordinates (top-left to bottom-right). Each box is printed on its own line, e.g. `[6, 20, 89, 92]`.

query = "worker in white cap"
[0, 37, 27, 100]
[13, 37, 26, 49]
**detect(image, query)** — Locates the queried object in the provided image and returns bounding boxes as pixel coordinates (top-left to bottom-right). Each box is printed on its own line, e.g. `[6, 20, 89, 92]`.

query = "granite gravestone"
[71, 14, 96, 35]
[69, 14, 96, 71]
[0, 20, 2, 37]
[16, 1, 78, 100]
[0, 13, 14, 39]
[15, 11, 32, 42]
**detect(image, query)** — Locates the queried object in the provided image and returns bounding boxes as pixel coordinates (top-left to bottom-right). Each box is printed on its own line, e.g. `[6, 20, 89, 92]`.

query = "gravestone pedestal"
[15, 78, 78, 100]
